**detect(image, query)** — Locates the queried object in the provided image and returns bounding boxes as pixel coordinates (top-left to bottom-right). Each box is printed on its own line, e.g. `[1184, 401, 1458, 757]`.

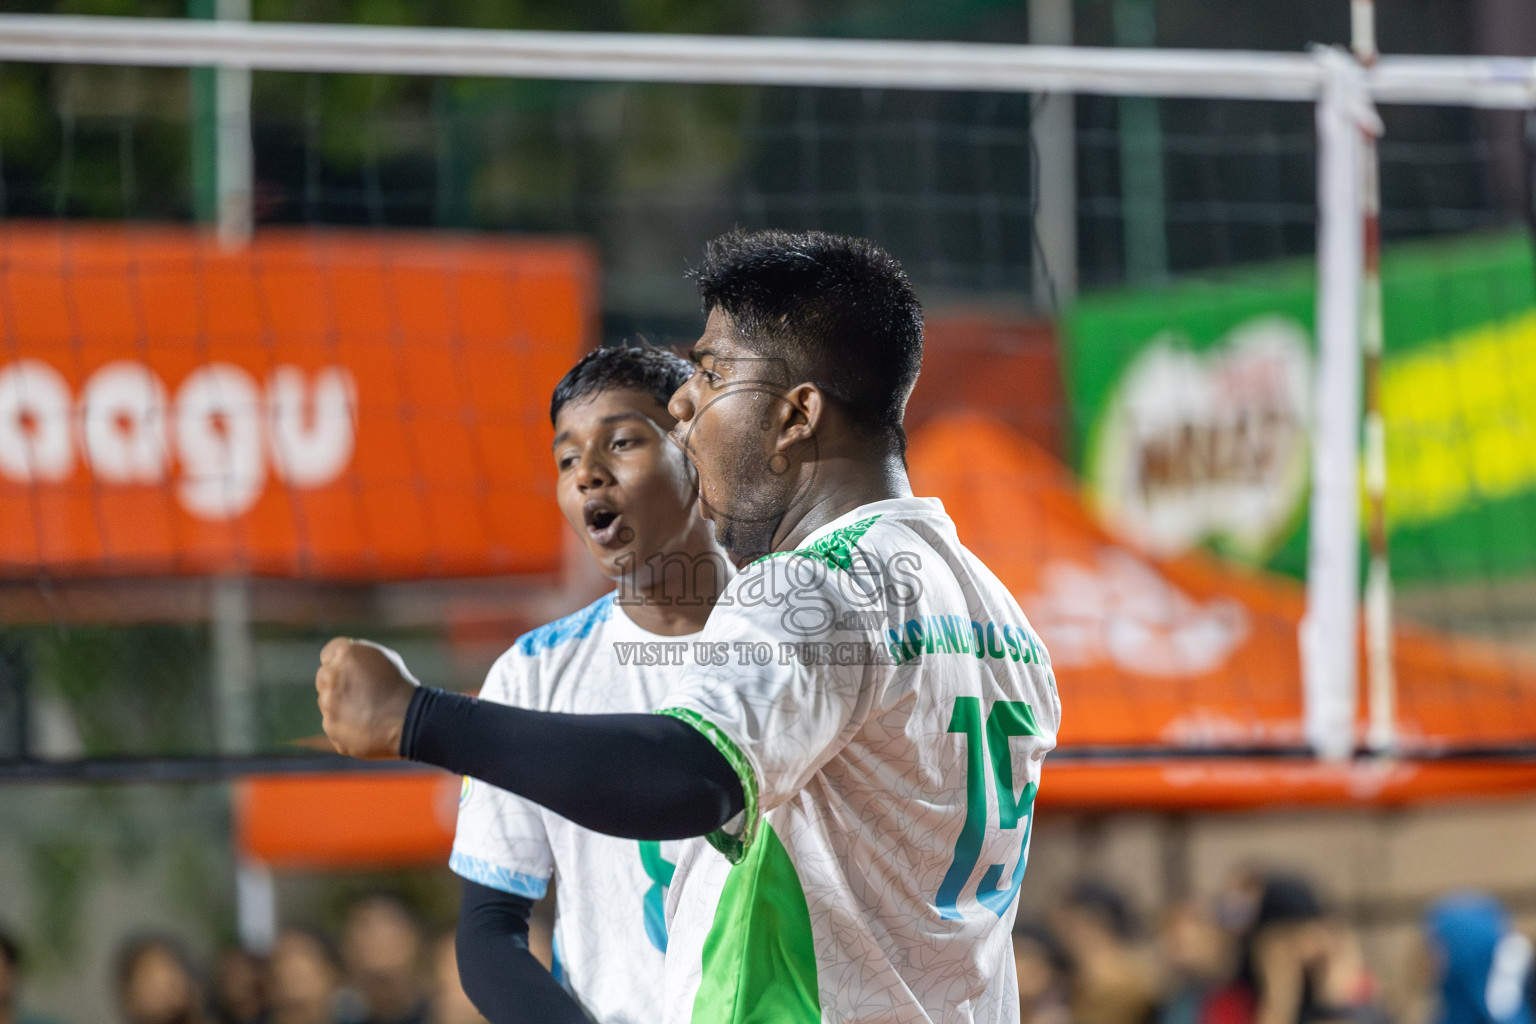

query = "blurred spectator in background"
[211, 947, 267, 1024]
[116, 935, 208, 1024]
[268, 931, 341, 1024]
[1053, 880, 1162, 1024]
[1422, 893, 1534, 1024]
[1014, 919, 1072, 1024]
[0, 928, 60, 1024]
[1212, 869, 1268, 942]
[1202, 873, 1388, 1024]
[339, 897, 427, 1024]
[1159, 901, 1233, 1024]
[424, 935, 482, 1024]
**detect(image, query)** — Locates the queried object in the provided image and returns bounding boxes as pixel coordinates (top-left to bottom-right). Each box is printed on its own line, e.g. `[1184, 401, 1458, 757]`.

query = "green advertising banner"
[1065, 231, 1536, 585]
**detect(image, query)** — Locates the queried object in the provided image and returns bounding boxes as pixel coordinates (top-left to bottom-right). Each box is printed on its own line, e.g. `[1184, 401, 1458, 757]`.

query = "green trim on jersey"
[691, 822, 820, 1024]
[654, 707, 760, 864]
[753, 514, 883, 572]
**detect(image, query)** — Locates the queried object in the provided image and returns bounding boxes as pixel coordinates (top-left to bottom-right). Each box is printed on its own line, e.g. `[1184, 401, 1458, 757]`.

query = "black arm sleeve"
[400, 687, 744, 840]
[456, 880, 592, 1024]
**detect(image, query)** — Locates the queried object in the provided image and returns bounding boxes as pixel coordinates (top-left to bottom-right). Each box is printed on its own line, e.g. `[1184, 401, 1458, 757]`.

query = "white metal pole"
[214, 0, 252, 248]
[1029, 0, 1077, 309]
[1113, 0, 1168, 286]
[0, 15, 1334, 99]
[1353, 0, 1396, 756]
[1302, 48, 1375, 761]
[212, 575, 256, 755]
[0, 16, 1533, 108]
[235, 858, 277, 953]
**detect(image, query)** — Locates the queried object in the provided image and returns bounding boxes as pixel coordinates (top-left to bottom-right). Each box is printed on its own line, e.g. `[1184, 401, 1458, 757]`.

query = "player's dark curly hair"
[693, 229, 923, 451]
[549, 342, 694, 426]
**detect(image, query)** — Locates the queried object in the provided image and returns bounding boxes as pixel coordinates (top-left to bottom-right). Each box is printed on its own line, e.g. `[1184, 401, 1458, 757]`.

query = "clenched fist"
[315, 637, 422, 759]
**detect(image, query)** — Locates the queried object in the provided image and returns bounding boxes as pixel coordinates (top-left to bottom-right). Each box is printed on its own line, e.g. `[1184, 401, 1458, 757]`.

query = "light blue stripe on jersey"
[449, 851, 550, 900]
[514, 594, 615, 657]
[550, 933, 566, 988]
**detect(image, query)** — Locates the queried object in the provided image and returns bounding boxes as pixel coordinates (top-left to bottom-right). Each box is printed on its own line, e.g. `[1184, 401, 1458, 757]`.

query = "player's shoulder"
[511, 593, 616, 661]
[741, 505, 912, 582]
[721, 526, 878, 615]
[803, 498, 953, 562]
[483, 593, 616, 702]
[712, 505, 941, 634]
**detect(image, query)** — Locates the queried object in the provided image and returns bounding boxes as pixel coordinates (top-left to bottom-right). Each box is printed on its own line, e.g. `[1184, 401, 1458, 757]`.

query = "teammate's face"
[552, 387, 701, 580]
[668, 309, 801, 560]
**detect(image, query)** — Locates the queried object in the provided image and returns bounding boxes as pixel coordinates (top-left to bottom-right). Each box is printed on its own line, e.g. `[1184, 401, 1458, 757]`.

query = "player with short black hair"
[548, 342, 697, 426]
[453, 341, 728, 1024]
[693, 229, 923, 447]
[317, 230, 1060, 1024]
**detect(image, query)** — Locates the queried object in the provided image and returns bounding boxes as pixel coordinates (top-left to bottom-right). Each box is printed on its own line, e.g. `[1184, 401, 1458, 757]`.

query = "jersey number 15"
[935, 697, 1040, 921]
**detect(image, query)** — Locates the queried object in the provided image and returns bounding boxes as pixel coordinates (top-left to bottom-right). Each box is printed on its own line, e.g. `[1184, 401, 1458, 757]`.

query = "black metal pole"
[0, 636, 29, 762]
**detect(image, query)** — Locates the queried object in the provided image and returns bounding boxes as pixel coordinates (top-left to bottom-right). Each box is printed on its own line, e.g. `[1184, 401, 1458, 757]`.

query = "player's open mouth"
[583, 501, 625, 546]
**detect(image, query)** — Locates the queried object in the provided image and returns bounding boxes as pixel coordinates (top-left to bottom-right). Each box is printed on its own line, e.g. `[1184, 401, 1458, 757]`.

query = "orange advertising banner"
[236, 772, 459, 869]
[0, 225, 596, 579]
[1037, 759, 1536, 812]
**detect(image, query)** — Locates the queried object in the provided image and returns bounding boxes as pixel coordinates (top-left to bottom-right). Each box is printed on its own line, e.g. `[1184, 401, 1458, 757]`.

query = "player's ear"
[775, 382, 824, 452]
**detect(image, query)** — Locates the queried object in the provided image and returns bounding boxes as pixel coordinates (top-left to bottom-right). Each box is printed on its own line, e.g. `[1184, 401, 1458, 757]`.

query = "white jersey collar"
[789, 495, 945, 551]
[610, 590, 711, 641]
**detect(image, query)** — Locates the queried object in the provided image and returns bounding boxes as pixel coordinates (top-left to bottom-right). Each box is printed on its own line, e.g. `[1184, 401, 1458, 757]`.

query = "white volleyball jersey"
[657, 497, 1061, 1024]
[451, 593, 698, 1024]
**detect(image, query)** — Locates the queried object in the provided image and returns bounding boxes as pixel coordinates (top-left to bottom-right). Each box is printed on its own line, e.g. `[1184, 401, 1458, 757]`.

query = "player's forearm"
[401, 687, 744, 839]
[456, 881, 592, 1024]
